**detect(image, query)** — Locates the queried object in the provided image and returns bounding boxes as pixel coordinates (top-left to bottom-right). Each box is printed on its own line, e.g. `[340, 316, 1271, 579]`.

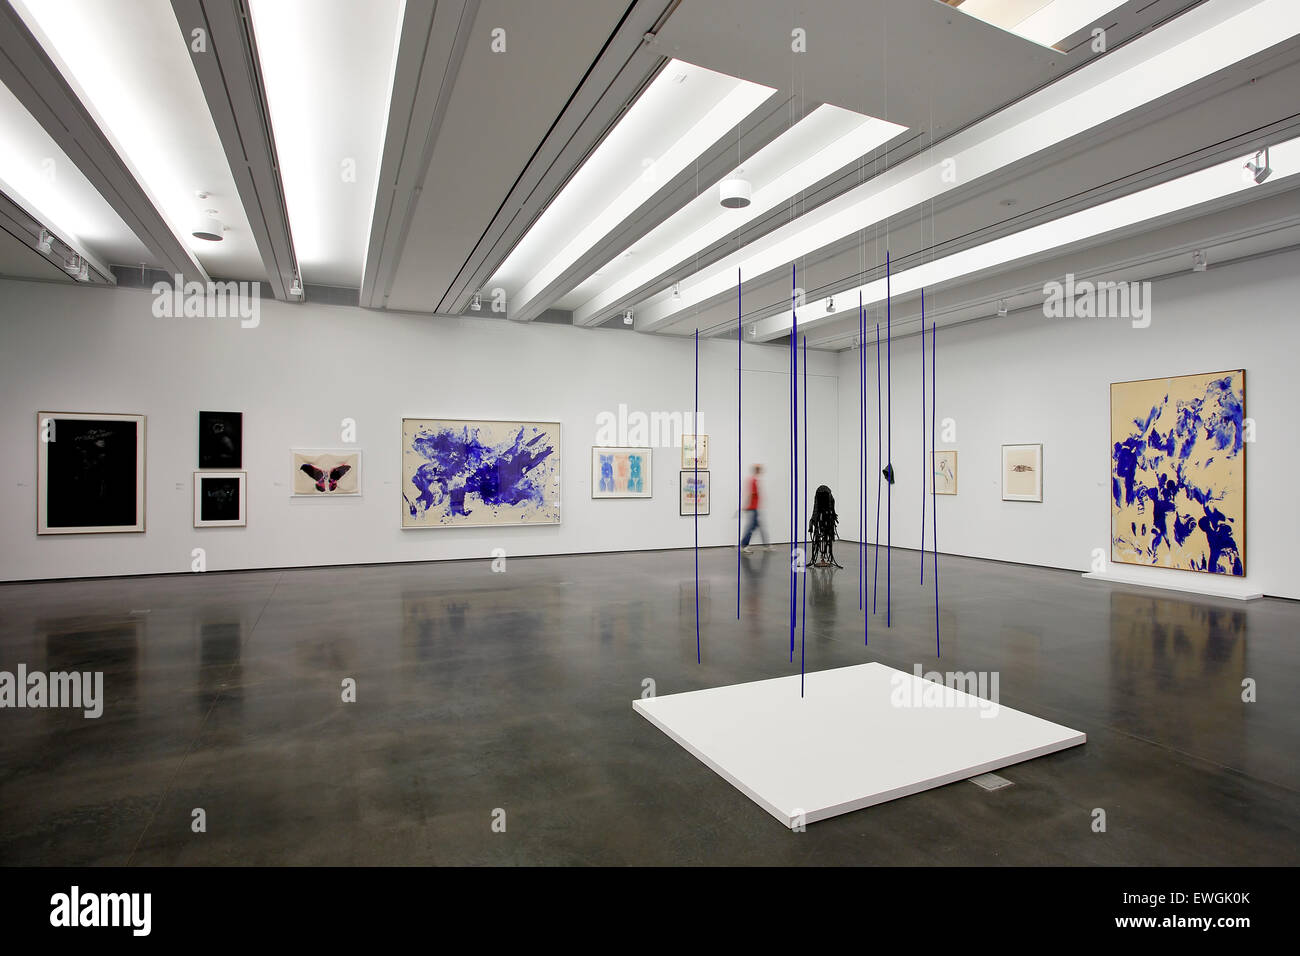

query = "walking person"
[740, 464, 770, 553]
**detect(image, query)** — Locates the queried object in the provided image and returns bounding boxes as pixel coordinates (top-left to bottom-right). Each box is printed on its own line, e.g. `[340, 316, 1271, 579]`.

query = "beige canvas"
[1110, 370, 1245, 575]
[402, 418, 560, 528]
[681, 434, 709, 469]
[1002, 444, 1042, 501]
[291, 450, 360, 496]
[932, 450, 957, 495]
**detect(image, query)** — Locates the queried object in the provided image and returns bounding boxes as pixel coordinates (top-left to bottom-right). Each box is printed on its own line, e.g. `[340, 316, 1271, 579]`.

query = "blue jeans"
[741, 509, 765, 547]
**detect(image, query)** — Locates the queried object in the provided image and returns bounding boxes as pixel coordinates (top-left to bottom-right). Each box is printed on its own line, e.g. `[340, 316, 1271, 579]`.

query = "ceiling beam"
[0, 188, 115, 284]
[438, 0, 687, 318]
[517, 89, 805, 327]
[359, 0, 481, 310]
[171, 0, 300, 301]
[0, 0, 208, 284]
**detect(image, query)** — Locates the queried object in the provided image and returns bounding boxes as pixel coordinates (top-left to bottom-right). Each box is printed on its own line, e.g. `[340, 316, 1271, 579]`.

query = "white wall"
[0, 278, 839, 581]
[835, 249, 1300, 600]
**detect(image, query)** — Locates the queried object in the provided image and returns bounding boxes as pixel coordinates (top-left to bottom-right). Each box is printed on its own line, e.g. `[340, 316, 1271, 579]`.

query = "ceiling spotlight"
[36, 229, 53, 254]
[825, 296, 835, 313]
[76, 259, 90, 282]
[1243, 148, 1271, 185]
[1192, 250, 1208, 273]
[289, 277, 304, 297]
[749, 325, 757, 337]
[623, 308, 634, 326]
[470, 291, 482, 311]
[62, 253, 80, 275]
[996, 299, 1008, 317]
[193, 210, 224, 241]
[672, 282, 681, 300]
[719, 172, 752, 209]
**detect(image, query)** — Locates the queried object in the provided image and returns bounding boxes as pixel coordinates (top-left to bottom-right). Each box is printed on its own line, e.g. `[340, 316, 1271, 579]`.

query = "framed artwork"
[199, 411, 242, 468]
[680, 470, 710, 516]
[402, 418, 560, 528]
[681, 434, 709, 469]
[591, 446, 652, 498]
[932, 450, 957, 495]
[1002, 444, 1042, 502]
[291, 449, 361, 496]
[194, 471, 246, 527]
[37, 412, 145, 534]
[1110, 369, 1245, 575]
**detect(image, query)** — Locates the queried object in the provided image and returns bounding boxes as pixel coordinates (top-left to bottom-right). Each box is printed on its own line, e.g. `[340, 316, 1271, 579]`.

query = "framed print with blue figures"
[591, 446, 652, 498]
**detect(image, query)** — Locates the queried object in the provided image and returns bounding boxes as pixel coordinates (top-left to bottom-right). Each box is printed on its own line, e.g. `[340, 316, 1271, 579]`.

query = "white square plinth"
[633, 662, 1085, 827]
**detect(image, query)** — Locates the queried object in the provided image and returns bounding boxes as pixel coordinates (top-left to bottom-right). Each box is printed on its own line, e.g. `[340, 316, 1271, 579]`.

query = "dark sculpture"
[808, 485, 842, 568]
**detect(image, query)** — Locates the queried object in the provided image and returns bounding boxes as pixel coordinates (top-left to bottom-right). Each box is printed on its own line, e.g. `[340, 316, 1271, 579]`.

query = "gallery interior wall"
[0, 279, 839, 582]
[833, 248, 1300, 600]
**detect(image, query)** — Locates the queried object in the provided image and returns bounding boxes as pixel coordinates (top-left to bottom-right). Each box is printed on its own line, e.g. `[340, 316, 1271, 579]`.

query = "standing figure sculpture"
[808, 485, 842, 568]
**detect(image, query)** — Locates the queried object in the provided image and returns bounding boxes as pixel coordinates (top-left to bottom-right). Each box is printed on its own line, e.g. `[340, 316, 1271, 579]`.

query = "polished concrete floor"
[1, 545, 1297, 866]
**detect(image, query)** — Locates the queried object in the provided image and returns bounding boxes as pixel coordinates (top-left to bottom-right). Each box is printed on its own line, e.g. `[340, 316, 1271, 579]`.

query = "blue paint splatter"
[407, 423, 556, 523]
[1112, 374, 1244, 575]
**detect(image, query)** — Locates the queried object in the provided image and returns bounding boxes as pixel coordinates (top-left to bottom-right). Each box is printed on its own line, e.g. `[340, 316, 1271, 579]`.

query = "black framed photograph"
[37, 412, 146, 534]
[199, 410, 243, 468]
[194, 471, 247, 527]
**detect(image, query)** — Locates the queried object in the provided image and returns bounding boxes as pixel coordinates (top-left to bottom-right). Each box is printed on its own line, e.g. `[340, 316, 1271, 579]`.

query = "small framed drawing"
[681, 434, 709, 469]
[194, 471, 246, 527]
[592, 446, 652, 498]
[291, 449, 361, 496]
[932, 450, 957, 495]
[1002, 443, 1043, 501]
[680, 470, 710, 516]
[199, 410, 242, 468]
[37, 411, 146, 534]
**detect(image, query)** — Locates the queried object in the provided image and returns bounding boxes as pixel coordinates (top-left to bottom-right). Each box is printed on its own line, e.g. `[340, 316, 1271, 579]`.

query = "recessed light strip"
[571, 109, 905, 326]
[638, 0, 1300, 333]
[752, 137, 1300, 338]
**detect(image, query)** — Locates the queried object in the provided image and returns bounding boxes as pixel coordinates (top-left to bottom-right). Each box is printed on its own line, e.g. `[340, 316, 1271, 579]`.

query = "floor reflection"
[1109, 591, 1247, 749]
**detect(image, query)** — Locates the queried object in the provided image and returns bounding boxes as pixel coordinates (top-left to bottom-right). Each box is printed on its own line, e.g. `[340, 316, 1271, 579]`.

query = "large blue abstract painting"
[1110, 370, 1245, 575]
[402, 418, 561, 528]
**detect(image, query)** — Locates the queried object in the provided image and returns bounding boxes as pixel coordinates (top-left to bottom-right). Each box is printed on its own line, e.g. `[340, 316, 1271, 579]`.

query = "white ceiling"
[247, 0, 403, 288]
[9, 0, 265, 279]
[0, 0, 1297, 355]
[381, 0, 636, 312]
[0, 80, 150, 267]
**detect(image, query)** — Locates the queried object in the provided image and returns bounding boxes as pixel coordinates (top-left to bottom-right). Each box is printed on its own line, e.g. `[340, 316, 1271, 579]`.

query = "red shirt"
[746, 476, 760, 511]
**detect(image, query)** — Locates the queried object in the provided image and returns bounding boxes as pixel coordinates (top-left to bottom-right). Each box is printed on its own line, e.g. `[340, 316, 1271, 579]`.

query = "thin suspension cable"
[694, 328, 700, 664]
[933, 319, 940, 658]
[801, 334, 807, 696]
[886, 251, 892, 628]
[858, 294, 864, 612]
[873, 321, 881, 615]
[862, 294, 867, 647]
[789, 265, 796, 662]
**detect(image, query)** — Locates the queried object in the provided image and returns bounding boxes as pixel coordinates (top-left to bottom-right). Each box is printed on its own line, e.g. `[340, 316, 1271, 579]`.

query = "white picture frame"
[1002, 443, 1043, 502]
[291, 449, 362, 497]
[37, 411, 146, 534]
[194, 471, 247, 527]
[591, 446, 652, 498]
